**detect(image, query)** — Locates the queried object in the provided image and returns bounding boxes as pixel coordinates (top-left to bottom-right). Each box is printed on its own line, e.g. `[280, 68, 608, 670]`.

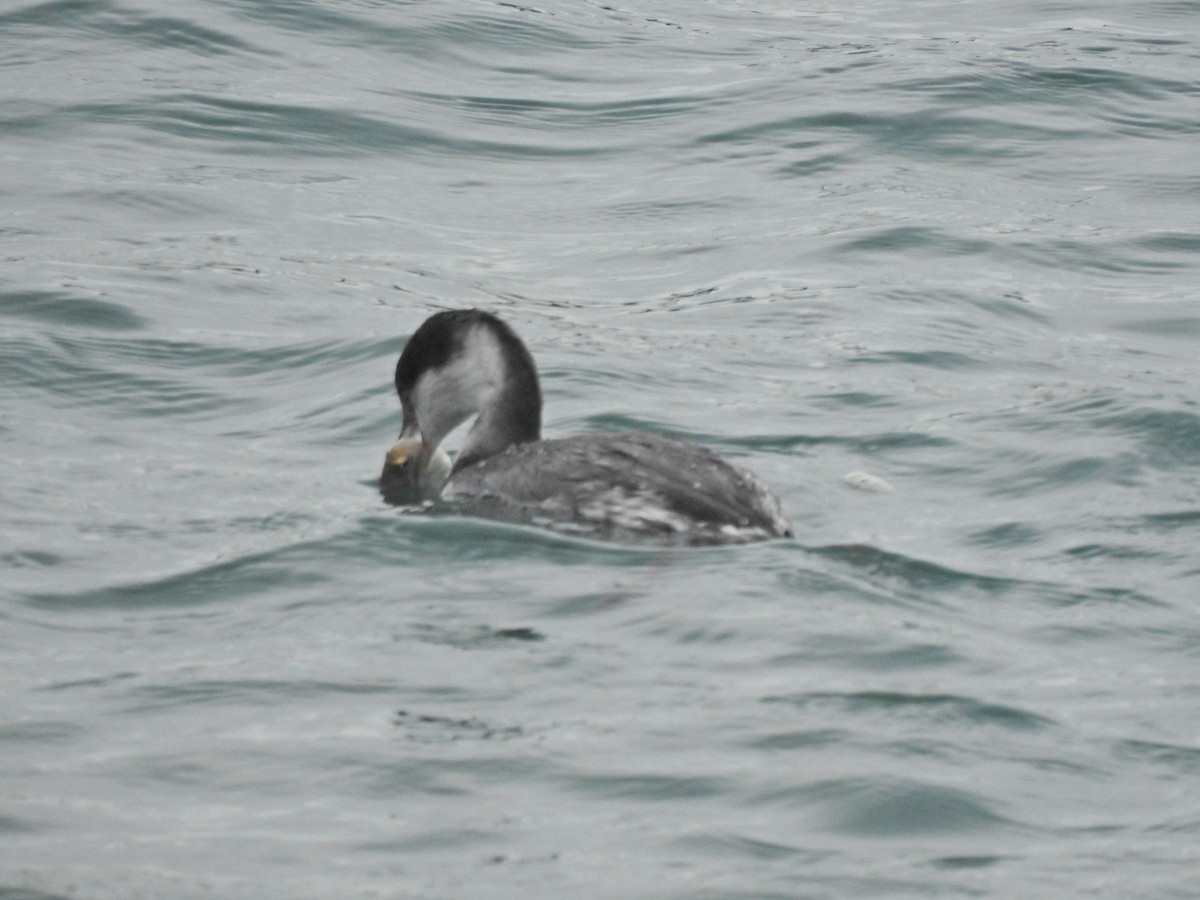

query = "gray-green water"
[3, 0, 1199, 896]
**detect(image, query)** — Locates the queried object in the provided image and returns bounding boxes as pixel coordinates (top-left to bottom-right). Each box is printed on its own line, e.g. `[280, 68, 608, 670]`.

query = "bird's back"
[443, 432, 790, 545]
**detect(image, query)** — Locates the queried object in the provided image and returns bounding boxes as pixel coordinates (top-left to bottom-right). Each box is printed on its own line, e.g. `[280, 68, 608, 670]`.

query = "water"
[3, 0, 1199, 895]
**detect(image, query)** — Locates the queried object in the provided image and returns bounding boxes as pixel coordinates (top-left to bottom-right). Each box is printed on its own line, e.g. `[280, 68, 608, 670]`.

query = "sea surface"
[3, 0, 1199, 896]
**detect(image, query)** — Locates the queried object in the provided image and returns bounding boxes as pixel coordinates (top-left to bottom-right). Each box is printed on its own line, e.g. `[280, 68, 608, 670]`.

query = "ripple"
[930, 854, 1008, 870]
[569, 772, 729, 801]
[1, 0, 266, 56]
[673, 831, 820, 862]
[3, 334, 250, 418]
[829, 782, 1014, 837]
[903, 60, 1194, 105]
[60, 93, 614, 159]
[1112, 739, 1200, 776]
[757, 777, 1018, 836]
[23, 546, 327, 611]
[124, 678, 395, 712]
[813, 544, 1168, 609]
[762, 691, 1055, 732]
[0, 289, 146, 331]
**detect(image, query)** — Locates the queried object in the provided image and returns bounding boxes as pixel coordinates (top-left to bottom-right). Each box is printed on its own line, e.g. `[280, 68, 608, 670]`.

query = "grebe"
[379, 310, 791, 545]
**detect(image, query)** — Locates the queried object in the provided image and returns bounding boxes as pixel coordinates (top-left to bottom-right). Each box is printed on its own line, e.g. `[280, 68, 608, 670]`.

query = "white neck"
[412, 323, 508, 453]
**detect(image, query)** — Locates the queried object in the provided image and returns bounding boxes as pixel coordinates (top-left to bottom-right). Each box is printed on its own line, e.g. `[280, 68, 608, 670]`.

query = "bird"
[380, 309, 790, 545]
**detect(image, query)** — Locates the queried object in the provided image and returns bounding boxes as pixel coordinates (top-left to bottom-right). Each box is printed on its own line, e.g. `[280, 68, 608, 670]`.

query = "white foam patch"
[844, 471, 893, 493]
